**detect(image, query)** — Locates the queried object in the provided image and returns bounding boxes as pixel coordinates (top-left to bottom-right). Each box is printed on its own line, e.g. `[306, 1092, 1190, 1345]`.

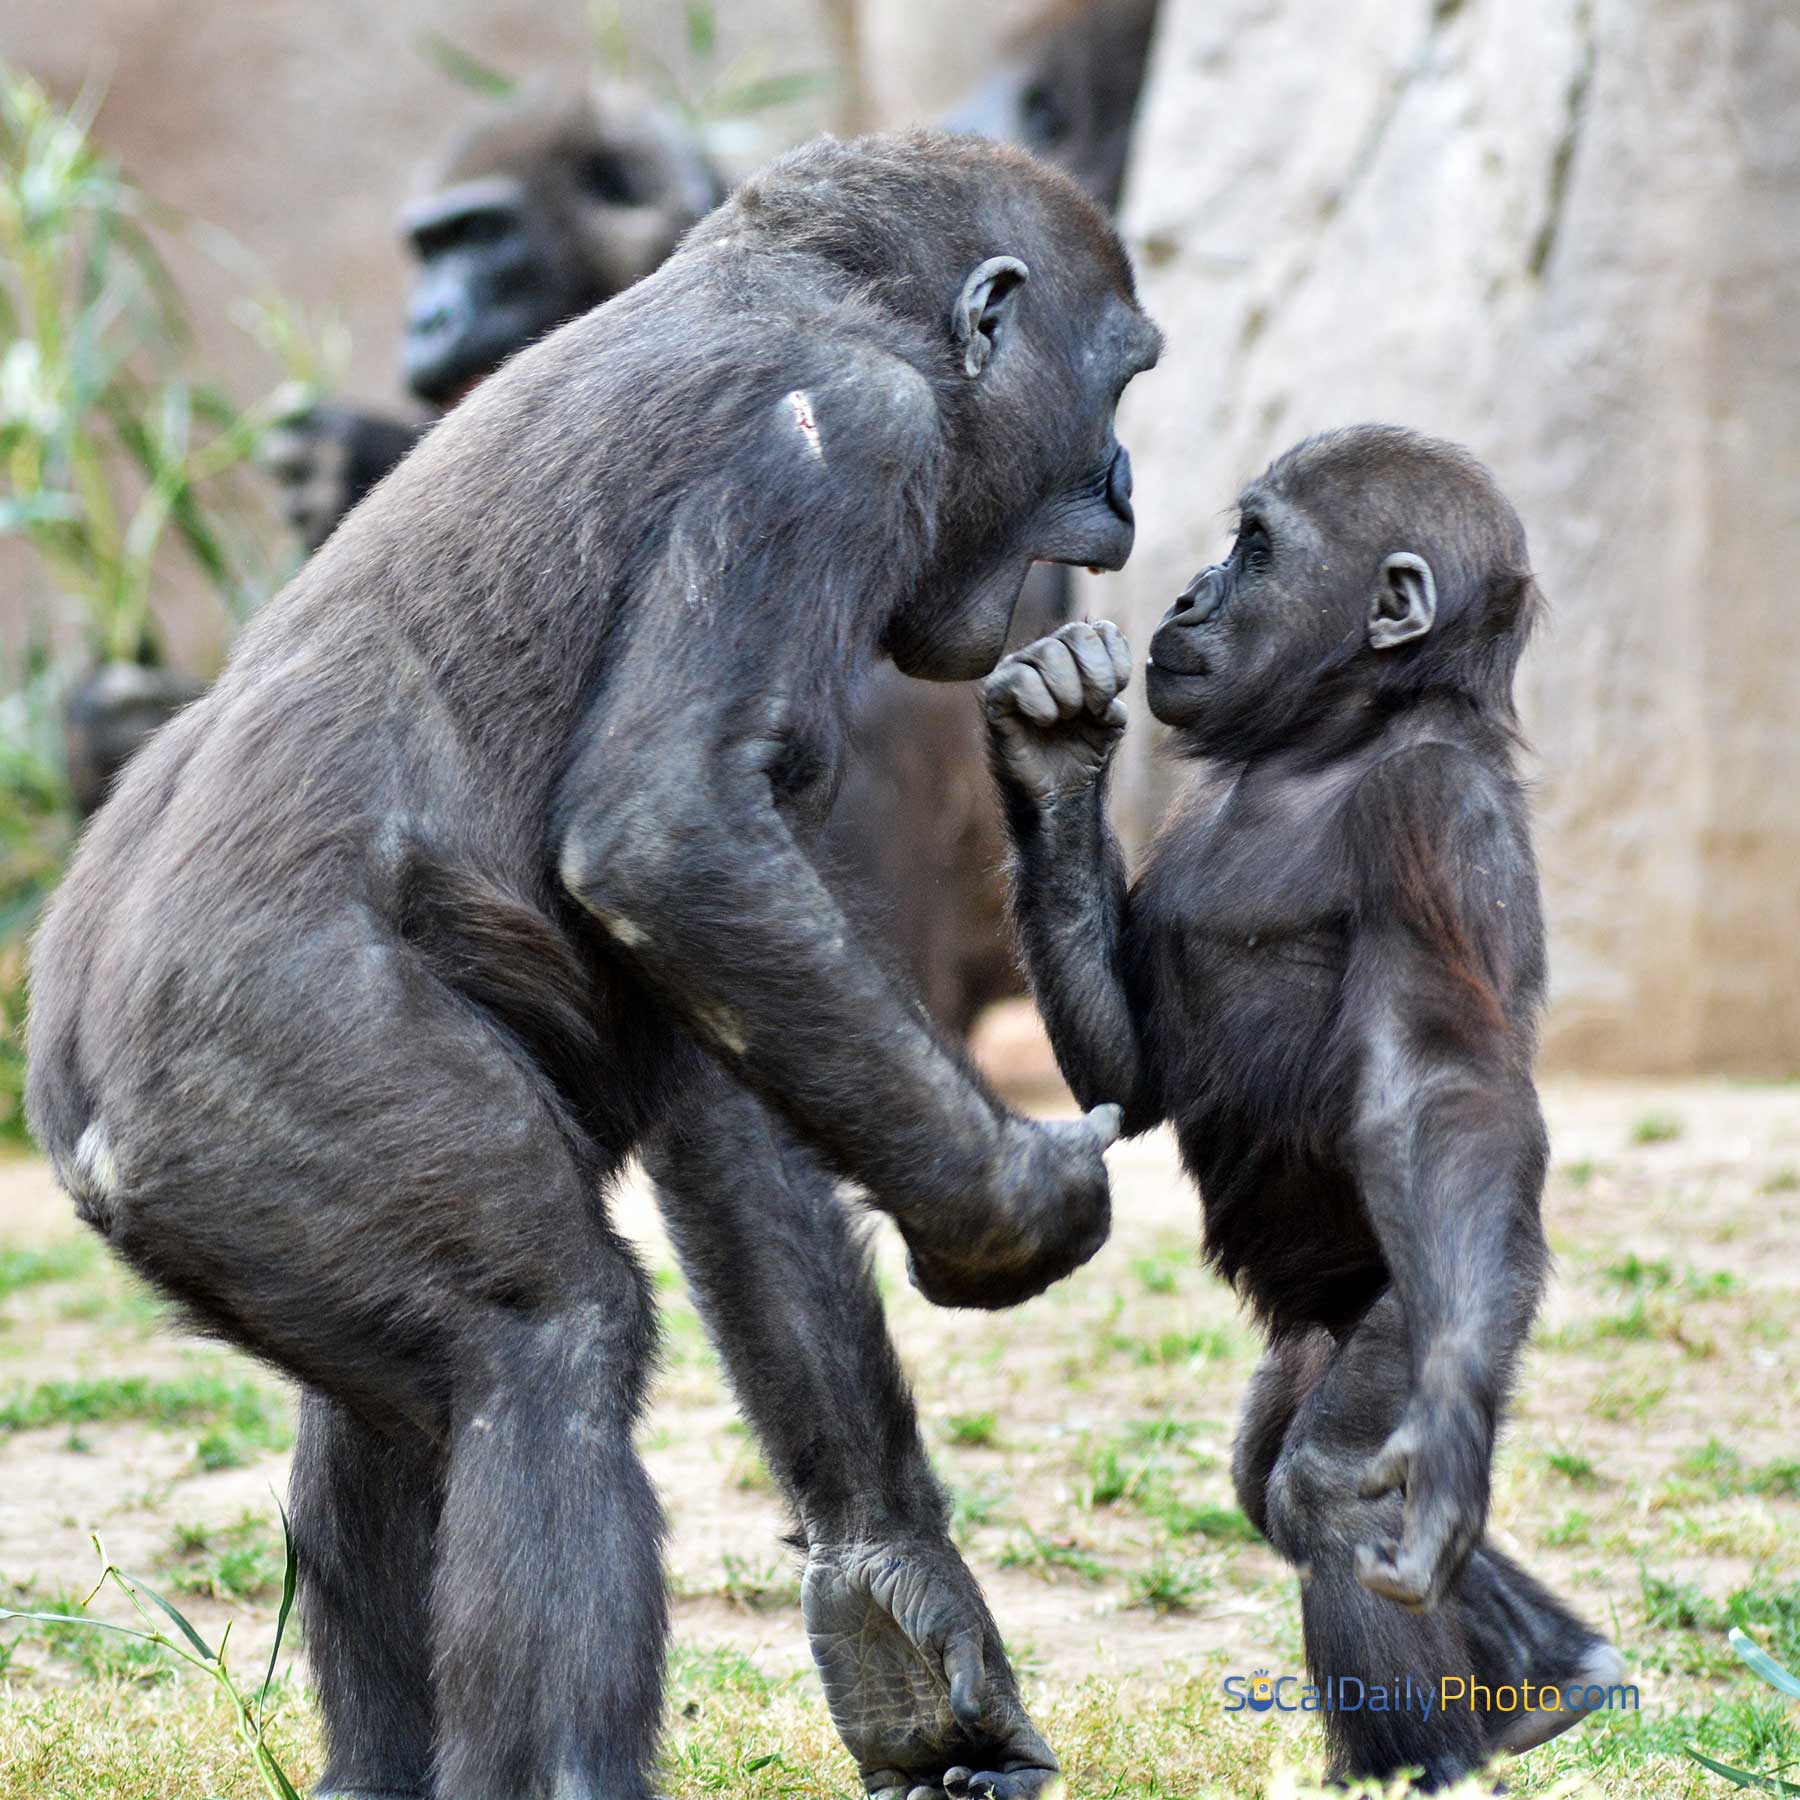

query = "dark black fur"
[983, 427, 1621, 1789]
[255, 60, 1159, 1793]
[28, 133, 1157, 1800]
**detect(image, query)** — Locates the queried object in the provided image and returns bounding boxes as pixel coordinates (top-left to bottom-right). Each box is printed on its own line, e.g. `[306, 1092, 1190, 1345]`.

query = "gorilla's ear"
[1368, 552, 1438, 650]
[953, 256, 1029, 377]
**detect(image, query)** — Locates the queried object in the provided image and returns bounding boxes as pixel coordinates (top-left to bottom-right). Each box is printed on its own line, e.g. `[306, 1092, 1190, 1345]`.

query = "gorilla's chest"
[1130, 781, 1353, 1131]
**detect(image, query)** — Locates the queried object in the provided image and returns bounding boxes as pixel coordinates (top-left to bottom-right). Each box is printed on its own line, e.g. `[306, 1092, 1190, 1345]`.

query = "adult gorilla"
[28, 135, 1158, 1800]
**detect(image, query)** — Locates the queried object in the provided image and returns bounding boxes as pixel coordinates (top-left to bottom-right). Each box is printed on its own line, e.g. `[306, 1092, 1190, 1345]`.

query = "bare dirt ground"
[1, 1073, 1797, 1796]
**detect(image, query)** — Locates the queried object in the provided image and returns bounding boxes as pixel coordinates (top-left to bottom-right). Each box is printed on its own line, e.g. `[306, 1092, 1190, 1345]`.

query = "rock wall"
[1102, 0, 1800, 1071]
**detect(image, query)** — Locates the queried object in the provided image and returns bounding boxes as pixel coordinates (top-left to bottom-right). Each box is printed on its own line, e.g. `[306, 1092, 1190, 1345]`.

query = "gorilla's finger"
[1101, 696, 1128, 731]
[1096, 618, 1131, 685]
[988, 662, 1059, 726]
[1358, 1438, 1409, 1499]
[945, 1632, 987, 1729]
[1085, 1102, 1123, 1149]
[953, 1773, 1065, 1799]
[1059, 622, 1124, 714]
[1023, 637, 1083, 714]
[1356, 1538, 1435, 1611]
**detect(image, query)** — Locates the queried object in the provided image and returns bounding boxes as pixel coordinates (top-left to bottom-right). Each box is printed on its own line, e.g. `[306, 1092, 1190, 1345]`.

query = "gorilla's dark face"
[400, 83, 722, 407]
[886, 251, 1160, 683]
[1145, 430, 1531, 756]
[1144, 490, 1352, 743]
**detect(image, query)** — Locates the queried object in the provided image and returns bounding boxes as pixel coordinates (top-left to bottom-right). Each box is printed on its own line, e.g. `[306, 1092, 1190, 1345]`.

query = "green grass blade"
[1732, 1627, 1800, 1700]
[417, 31, 517, 97]
[257, 1494, 299, 1718]
[263, 1752, 305, 1800]
[1688, 1748, 1800, 1795]
[116, 1568, 216, 1660]
[0, 1605, 157, 1640]
[710, 70, 828, 115]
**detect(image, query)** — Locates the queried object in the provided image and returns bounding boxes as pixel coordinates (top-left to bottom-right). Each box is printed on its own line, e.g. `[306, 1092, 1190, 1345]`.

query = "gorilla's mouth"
[1146, 633, 1210, 679]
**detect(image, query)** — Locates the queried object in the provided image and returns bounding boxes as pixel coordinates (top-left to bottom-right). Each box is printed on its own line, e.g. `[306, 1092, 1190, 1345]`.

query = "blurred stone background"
[2, 0, 1795, 1072]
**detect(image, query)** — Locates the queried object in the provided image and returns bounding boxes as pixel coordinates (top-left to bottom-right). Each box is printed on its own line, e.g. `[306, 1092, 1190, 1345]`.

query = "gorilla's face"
[400, 85, 722, 409]
[887, 279, 1160, 683]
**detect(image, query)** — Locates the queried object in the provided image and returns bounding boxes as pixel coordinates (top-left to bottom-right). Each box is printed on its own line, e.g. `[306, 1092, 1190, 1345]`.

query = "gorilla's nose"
[1169, 564, 1225, 626]
[1106, 445, 1134, 524]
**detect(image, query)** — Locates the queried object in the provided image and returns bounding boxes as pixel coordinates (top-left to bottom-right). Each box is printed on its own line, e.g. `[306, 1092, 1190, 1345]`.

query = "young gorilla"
[27, 134, 1159, 1800]
[982, 427, 1623, 1788]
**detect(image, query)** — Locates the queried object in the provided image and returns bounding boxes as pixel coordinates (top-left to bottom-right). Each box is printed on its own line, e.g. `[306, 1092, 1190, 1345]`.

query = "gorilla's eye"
[1020, 81, 1071, 148]
[580, 153, 640, 206]
[1235, 519, 1272, 571]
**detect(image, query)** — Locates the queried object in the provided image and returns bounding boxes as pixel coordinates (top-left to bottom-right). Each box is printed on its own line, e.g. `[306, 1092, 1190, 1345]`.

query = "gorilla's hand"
[982, 620, 1129, 804]
[261, 405, 425, 552]
[803, 1536, 1062, 1800]
[904, 1107, 1118, 1311]
[1354, 1390, 1491, 1612]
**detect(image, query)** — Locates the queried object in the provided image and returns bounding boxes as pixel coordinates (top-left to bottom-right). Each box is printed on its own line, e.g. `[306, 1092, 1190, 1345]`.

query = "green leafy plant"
[421, 4, 829, 148]
[0, 64, 324, 661]
[0, 64, 331, 1141]
[1690, 1628, 1800, 1793]
[0, 1507, 303, 1799]
[0, 657, 70, 1138]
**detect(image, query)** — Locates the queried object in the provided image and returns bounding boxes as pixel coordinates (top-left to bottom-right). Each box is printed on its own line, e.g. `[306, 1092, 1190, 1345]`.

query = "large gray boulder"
[1104, 0, 1800, 1071]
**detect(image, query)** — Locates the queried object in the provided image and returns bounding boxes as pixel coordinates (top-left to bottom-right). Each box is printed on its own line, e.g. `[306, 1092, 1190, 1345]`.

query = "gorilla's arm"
[1341, 744, 1551, 1611]
[556, 435, 1113, 1310]
[983, 623, 1159, 1133]
[646, 1071, 1058, 1798]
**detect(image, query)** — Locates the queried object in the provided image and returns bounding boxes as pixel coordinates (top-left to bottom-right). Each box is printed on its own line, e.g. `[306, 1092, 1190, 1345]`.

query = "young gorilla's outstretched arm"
[1341, 744, 1551, 1611]
[982, 621, 1160, 1132]
[647, 1070, 1057, 1799]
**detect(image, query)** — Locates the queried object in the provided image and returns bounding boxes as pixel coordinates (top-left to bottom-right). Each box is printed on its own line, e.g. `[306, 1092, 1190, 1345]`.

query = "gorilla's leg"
[431, 1234, 665, 1800]
[292, 1393, 441, 1800]
[1231, 1331, 1332, 1540]
[1257, 1298, 1612, 1788]
[646, 1067, 1057, 1799]
[111, 957, 668, 1800]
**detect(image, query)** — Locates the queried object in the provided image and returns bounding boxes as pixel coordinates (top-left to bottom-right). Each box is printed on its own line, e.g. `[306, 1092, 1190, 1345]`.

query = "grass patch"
[710, 1554, 801, 1613]
[1126, 1550, 1208, 1614]
[1543, 1449, 1601, 1485]
[1106, 1327, 1234, 1368]
[1631, 1111, 1683, 1145]
[942, 1411, 999, 1449]
[948, 1481, 1011, 1540]
[996, 1527, 1105, 1584]
[163, 1512, 287, 1604]
[1668, 1439, 1800, 1503]
[1604, 1252, 1674, 1289]
[1156, 1500, 1261, 1544]
[1128, 1252, 1183, 1295]
[0, 1370, 291, 1471]
[0, 1237, 99, 1298]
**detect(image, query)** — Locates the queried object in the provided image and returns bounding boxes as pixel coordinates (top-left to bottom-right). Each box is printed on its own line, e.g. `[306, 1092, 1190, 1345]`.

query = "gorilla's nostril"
[1175, 564, 1228, 623]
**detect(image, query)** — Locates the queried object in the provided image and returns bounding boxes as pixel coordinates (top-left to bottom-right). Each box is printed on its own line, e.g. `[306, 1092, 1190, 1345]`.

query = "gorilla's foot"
[1494, 1642, 1629, 1754]
[802, 1536, 1061, 1800]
